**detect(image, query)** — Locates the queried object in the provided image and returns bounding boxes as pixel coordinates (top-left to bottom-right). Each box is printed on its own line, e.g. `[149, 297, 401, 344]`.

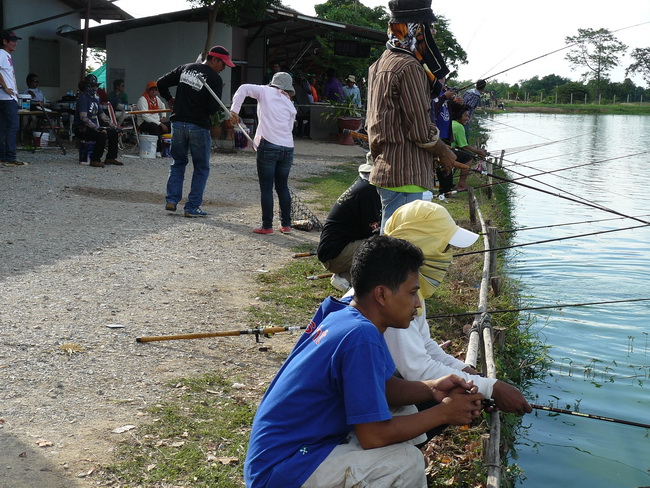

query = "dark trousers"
[74, 125, 118, 161]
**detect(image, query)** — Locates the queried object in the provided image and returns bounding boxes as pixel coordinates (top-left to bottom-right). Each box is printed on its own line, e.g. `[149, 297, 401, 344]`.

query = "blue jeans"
[256, 139, 293, 228]
[166, 121, 211, 211]
[0, 100, 19, 162]
[378, 188, 423, 233]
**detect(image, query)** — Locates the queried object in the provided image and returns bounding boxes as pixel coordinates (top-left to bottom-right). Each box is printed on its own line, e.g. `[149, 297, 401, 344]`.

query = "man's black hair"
[451, 103, 469, 121]
[351, 235, 423, 298]
[113, 79, 124, 90]
[26, 73, 38, 84]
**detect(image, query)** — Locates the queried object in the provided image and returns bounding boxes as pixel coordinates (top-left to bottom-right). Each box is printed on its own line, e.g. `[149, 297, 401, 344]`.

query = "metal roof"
[58, 5, 386, 60]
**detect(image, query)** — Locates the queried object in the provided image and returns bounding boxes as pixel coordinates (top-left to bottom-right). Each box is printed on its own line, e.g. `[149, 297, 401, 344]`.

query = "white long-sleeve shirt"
[384, 302, 496, 398]
[230, 84, 296, 148]
[342, 288, 496, 398]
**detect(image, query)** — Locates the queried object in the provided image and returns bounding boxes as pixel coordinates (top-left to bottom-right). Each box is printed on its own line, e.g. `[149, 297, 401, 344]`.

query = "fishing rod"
[468, 162, 650, 225]
[136, 325, 306, 343]
[454, 221, 649, 257]
[456, 21, 650, 92]
[530, 403, 650, 430]
[497, 213, 650, 235]
[426, 297, 650, 319]
[487, 156, 626, 216]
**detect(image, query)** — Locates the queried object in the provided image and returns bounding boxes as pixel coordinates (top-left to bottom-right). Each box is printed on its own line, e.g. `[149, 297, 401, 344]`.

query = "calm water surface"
[485, 113, 650, 487]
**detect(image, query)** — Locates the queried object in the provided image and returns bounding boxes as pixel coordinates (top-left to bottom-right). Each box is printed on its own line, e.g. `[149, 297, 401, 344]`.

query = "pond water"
[484, 113, 650, 487]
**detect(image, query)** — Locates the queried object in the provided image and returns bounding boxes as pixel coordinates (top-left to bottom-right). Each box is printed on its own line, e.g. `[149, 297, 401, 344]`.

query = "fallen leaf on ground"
[112, 425, 136, 434]
[36, 439, 53, 447]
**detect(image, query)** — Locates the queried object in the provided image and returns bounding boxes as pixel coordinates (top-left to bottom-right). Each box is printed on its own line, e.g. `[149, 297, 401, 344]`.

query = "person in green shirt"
[451, 105, 487, 191]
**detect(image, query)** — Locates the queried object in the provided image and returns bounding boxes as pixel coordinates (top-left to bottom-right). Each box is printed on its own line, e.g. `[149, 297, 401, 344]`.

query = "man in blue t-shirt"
[245, 235, 484, 488]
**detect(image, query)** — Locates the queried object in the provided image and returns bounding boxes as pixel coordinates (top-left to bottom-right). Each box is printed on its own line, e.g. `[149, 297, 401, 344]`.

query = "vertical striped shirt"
[367, 50, 439, 190]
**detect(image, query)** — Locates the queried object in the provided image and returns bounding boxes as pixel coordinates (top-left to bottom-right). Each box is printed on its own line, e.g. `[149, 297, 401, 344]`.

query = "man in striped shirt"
[367, 0, 456, 231]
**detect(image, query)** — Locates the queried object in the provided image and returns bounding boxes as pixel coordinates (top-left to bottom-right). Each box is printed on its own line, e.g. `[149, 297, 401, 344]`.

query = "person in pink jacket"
[230, 72, 297, 234]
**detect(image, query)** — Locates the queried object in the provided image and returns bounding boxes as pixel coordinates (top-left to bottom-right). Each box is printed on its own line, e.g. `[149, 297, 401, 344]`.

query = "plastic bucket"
[78, 141, 95, 165]
[33, 131, 50, 147]
[161, 134, 172, 157]
[18, 94, 31, 111]
[138, 134, 158, 159]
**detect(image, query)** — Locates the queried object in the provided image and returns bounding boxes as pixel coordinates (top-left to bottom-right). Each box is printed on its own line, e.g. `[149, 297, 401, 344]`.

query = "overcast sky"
[114, 0, 650, 86]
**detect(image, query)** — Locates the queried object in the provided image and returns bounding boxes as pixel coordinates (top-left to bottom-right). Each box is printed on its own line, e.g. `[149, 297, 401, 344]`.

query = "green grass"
[102, 157, 548, 488]
[103, 374, 254, 487]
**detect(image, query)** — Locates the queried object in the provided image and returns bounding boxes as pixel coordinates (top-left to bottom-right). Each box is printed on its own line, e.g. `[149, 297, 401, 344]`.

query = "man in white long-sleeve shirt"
[230, 72, 297, 235]
[382, 200, 531, 427]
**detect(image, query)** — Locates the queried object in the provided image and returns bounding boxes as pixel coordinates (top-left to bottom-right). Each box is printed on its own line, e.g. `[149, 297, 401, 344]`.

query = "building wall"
[4, 0, 81, 102]
[105, 21, 234, 107]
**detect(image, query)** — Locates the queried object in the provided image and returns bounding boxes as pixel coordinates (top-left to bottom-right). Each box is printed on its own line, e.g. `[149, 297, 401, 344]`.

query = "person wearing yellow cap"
[381, 200, 531, 435]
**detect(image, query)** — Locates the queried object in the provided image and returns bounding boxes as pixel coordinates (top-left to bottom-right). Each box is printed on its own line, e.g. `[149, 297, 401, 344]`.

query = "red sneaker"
[253, 227, 273, 234]
[278, 226, 292, 234]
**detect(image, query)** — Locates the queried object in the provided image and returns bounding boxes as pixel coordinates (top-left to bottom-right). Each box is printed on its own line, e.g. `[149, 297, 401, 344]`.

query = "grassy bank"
[103, 163, 547, 487]
[494, 102, 650, 115]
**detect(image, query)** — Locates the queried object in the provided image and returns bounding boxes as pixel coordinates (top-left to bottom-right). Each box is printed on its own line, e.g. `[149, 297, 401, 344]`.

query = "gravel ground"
[0, 138, 365, 487]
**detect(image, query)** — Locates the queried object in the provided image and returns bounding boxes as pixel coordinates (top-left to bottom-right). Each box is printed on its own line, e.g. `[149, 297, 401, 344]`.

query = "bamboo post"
[498, 150, 504, 169]
[488, 227, 499, 279]
[486, 158, 494, 200]
[468, 187, 477, 227]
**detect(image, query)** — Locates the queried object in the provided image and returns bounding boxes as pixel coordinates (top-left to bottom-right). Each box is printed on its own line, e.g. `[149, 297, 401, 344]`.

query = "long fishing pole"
[456, 20, 650, 91]
[530, 404, 650, 430]
[426, 297, 650, 319]
[497, 213, 650, 234]
[468, 163, 650, 225]
[454, 221, 649, 257]
[136, 325, 306, 343]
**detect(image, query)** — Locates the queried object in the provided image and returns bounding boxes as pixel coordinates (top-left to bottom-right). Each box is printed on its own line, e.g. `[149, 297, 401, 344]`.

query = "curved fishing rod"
[456, 20, 650, 92]
[497, 213, 650, 235]
[530, 404, 650, 430]
[466, 152, 650, 225]
[453, 222, 649, 258]
[495, 152, 640, 206]
[426, 297, 650, 320]
[478, 149, 650, 213]
[486, 156, 625, 215]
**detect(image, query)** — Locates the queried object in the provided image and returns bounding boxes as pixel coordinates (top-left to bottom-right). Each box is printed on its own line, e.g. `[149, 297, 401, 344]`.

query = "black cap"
[83, 74, 99, 87]
[1, 30, 22, 42]
[388, 0, 436, 23]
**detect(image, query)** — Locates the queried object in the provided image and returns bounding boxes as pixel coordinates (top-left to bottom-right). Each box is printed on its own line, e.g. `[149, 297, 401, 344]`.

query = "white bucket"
[33, 131, 49, 147]
[138, 134, 157, 159]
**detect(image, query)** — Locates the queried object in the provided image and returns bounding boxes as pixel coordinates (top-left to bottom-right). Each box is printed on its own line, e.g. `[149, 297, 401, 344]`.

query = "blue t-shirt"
[73, 92, 101, 128]
[244, 297, 395, 488]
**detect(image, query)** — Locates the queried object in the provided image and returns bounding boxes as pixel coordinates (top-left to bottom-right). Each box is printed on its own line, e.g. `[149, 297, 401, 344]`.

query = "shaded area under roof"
[58, 5, 387, 60]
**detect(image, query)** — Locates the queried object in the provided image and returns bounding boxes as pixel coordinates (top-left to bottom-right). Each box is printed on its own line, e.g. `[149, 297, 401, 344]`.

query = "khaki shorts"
[301, 432, 426, 488]
[321, 239, 366, 281]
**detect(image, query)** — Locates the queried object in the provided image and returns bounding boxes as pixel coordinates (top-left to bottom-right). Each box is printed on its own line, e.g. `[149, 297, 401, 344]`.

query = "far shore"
[487, 102, 650, 115]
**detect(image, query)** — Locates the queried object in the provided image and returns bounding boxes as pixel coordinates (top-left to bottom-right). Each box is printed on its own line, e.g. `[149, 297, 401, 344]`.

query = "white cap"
[448, 226, 479, 248]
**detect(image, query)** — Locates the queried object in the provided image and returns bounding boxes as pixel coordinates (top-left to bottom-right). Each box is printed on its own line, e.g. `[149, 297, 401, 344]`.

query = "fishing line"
[453, 222, 650, 258]
[426, 297, 650, 319]
[497, 213, 650, 234]
[530, 404, 650, 430]
[468, 151, 650, 224]
[457, 20, 650, 91]
[489, 158, 621, 214]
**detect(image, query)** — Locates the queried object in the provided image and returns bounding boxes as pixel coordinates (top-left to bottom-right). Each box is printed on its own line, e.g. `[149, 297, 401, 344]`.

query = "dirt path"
[0, 140, 364, 487]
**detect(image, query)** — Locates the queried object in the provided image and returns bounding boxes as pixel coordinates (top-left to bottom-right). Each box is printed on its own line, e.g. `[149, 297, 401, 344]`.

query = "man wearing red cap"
[157, 45, 235, 218]
[0, 30, 24, 166]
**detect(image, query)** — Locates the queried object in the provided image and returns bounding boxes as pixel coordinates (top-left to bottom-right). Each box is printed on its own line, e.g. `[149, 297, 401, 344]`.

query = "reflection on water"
[485, 113, 650, 487]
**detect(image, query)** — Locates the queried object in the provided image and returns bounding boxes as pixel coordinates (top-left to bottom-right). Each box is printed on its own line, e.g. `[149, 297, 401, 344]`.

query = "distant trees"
[627, 47, 650, 88]
[188, 0, 277, 59]
[564, 28, 627, 98]
[311, 0, 466, 88]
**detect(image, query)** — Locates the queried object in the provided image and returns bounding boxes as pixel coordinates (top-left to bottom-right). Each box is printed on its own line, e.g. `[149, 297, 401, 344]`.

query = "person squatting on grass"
[244, 235, 484, 488]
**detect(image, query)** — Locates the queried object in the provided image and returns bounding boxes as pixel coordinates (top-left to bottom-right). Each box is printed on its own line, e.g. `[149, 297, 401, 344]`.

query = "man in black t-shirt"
[317, 154, 382, 286]
[157, 45, 234, 218]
